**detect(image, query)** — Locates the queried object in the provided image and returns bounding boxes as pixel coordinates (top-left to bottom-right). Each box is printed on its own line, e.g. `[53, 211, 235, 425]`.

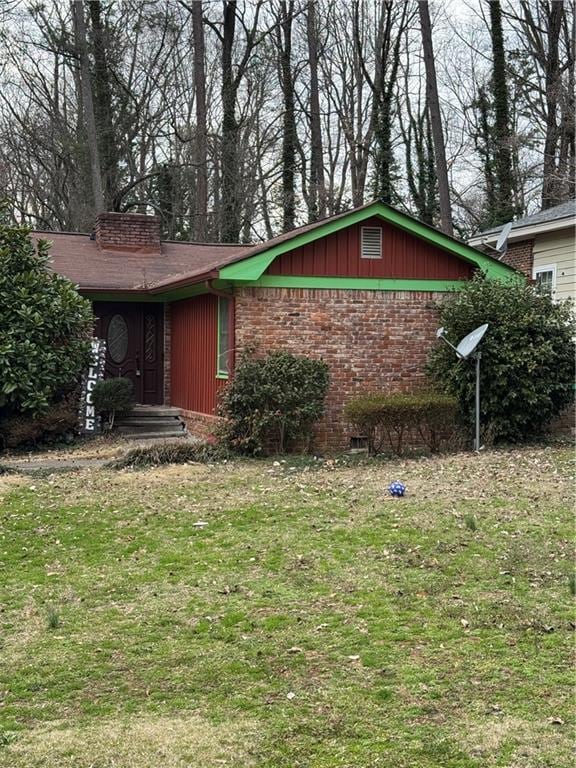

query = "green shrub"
[107, 441, 229, 469]
[93, 378, 134, 429]
[344, 391, 459, 455]
[427, 273, 575, 443]
[0, 393, 79, 449]
[0, 224, 93, 416]
[218, 351, 330, 455]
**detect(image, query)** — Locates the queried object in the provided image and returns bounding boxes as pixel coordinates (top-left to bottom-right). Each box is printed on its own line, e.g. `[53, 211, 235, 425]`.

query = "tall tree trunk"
[418, 1, 453, 235]
[220, 0, 240, 242]
[475, 86, 498, 228]
[306, 1, 326, 221]
[72, 0, 104, 216]
[541, 0, 564, 209]
[88, 0, 118, 212]
[488, 0, 516, 224]
[279, 0, 296, 232]
[192, 0, 208, 241]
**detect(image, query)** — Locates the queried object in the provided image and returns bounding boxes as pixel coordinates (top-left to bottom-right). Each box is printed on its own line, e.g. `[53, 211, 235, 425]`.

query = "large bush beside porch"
[0, 223, 93, 446]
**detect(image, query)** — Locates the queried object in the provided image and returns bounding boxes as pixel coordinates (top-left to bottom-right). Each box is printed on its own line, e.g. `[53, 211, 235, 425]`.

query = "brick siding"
[548, 401, 575, 438]
[234, 287, 445, 452]
[95, 212, 161, 250]
[180, 410, 223, 441]
[501, 239, 534, 277]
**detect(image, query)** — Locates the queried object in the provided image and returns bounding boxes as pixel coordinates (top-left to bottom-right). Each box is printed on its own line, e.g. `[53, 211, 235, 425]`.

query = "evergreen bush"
[92, 377, 134, 429]
[0, 224, 93, 416]
[427, 273, 575, 443]
[218, 351, 330, 455]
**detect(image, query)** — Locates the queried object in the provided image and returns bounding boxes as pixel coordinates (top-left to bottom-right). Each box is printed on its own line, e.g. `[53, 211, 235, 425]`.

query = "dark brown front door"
[93, 302, 164, 405]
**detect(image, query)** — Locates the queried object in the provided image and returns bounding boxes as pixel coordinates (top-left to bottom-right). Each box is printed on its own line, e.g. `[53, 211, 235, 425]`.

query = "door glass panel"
[107, 314, 129, 363]
[144, 314, 156, 363]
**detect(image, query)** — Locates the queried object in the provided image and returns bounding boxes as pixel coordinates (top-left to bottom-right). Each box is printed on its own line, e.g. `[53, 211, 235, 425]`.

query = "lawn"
[0, 446, 573, 767]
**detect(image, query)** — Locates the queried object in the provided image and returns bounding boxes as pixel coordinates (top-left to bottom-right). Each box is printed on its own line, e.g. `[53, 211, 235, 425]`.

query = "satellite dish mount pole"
[474, 351, 481, 452]
[436, 323, 488, 453]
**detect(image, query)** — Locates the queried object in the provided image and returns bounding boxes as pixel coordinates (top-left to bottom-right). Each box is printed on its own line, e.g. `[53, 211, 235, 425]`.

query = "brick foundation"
[548, 402, 575, 438]
[234, 287, 445, 452]
[180, 410, 223, 441]
[501, 239, 534, 278]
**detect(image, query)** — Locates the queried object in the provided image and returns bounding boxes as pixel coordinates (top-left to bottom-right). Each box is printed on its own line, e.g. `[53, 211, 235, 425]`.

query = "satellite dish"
[436, 327, 445, 338]
[496, 222, 513, 254]
[456, 323, 489, 359]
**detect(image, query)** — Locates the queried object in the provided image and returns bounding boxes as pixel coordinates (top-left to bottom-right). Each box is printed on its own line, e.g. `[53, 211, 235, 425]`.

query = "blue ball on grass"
[388, 481, 406, 497]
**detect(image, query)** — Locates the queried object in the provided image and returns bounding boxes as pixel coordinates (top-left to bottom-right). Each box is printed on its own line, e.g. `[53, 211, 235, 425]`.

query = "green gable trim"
[218, 201, 519, 283]
[244, 276, 470, 292]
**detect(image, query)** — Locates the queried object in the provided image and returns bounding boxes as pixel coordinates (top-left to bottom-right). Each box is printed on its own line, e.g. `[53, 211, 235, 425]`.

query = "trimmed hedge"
[344, 392, 459, 455]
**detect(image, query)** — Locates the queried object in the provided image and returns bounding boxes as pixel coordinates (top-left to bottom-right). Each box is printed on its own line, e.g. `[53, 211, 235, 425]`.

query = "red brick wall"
[180, 410, 223, 441]
[501, 239, 534, 277]
[234, 287, 444, 452]
[95, 212, 161, 251]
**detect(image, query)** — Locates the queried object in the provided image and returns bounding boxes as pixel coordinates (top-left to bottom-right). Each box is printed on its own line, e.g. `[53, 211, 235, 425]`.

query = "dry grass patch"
[1, 714, 259, 768]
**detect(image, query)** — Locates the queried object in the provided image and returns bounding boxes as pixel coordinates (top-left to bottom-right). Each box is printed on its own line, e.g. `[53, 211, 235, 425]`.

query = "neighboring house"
[469, 200, 576, 301]
[38, 201, 516, 450]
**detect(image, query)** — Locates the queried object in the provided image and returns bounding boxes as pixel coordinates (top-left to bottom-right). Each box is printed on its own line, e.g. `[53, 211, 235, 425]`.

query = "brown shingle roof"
[35, 205, 371, 293]
[34, 231, 249, 292]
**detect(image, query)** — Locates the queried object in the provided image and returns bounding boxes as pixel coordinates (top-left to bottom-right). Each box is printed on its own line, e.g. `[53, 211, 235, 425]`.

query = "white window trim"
[216, 297, 230, 379]
[360, 226, 383, 259]
[533, 263, 557, 296]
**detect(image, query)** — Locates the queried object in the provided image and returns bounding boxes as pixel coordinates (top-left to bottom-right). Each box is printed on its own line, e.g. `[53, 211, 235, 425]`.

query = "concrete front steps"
[115, 405, 187, 439]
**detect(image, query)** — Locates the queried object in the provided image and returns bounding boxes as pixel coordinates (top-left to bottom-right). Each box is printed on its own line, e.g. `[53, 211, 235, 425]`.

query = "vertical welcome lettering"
[79, 339, 106, 434]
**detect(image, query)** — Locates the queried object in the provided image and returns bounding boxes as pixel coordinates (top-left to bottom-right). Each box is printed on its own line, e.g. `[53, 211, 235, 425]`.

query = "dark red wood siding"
[267, 216, 474, 279]
[170, 294, 225, 414]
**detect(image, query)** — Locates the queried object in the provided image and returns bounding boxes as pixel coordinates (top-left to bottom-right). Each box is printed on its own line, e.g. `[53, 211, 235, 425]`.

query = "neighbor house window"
[361, 226, 382, 259]
[533, 264, 556, 297]
[217, 297, 231, 378]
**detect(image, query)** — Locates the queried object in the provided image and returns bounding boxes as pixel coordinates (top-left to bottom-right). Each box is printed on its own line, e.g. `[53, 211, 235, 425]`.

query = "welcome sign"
[79, 339, 106, 434]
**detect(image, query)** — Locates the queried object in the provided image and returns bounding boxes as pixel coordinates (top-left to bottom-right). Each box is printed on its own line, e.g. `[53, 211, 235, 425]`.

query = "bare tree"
[418, 0, 453, 235]
[72, 0, 104, 215]
[306, 0, 327, 220]
[191, 0, 208, 240]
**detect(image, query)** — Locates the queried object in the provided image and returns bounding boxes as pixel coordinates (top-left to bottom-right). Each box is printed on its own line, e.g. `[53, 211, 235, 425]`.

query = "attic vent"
[361, 227, 382, 259]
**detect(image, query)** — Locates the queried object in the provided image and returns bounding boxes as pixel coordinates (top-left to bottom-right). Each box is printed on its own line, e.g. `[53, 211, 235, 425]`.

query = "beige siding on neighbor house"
[533, 229, 575, 301]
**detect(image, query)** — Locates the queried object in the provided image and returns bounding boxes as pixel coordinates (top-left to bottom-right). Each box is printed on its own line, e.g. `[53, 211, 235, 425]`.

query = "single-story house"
[469, 199, 575, 301]
[39, 200, 517, 450]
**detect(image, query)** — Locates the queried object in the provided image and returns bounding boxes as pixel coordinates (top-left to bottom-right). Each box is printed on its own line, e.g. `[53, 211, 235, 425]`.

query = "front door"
[93, 302, 164, 405]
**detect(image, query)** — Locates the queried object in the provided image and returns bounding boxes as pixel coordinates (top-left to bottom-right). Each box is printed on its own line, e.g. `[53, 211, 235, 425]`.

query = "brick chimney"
[95, 212, 161, 252]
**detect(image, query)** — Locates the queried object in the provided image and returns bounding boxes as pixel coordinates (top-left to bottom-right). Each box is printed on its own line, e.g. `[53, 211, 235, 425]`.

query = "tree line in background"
[0, 0, 573, 243]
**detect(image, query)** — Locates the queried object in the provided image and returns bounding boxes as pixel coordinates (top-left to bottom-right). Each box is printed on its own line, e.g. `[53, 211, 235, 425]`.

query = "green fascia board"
[83, 291, 164, 303]
[245, 276, 469, 292]
[84, 283, 209, 304]
[218, 201, 520, 283]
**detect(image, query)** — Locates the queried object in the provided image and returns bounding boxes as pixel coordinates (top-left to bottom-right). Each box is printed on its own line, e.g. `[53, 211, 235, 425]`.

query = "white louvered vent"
[361, 227, 382, 259]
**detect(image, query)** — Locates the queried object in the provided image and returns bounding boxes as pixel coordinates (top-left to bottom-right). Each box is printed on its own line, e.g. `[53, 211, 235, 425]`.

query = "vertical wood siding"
[267, 216, 474, 279]
[170, 294, 225, 414]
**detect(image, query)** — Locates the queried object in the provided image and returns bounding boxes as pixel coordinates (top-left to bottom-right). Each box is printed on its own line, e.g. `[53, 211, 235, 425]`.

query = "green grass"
[0, 446, 573, 767]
